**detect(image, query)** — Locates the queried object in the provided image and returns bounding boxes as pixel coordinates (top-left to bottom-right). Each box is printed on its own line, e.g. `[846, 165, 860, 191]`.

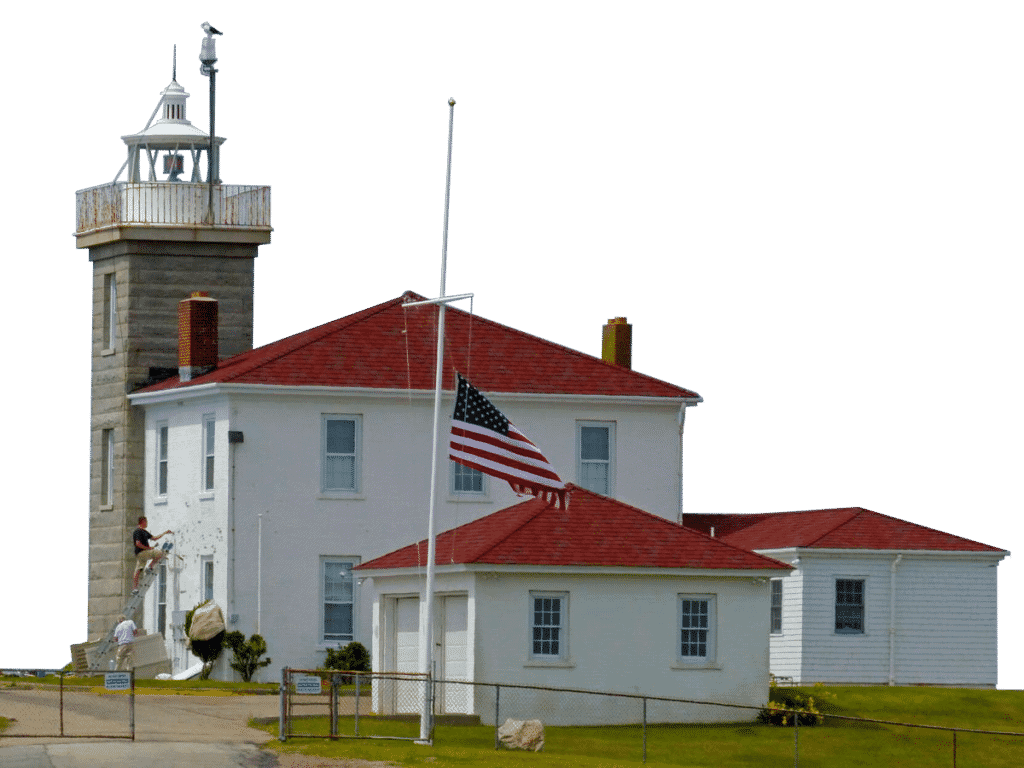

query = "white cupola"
[118, 51, 224, 184]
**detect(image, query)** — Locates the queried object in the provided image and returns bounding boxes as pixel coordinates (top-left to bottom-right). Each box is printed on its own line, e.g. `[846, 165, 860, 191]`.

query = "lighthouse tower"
[75, 49, 271, 640]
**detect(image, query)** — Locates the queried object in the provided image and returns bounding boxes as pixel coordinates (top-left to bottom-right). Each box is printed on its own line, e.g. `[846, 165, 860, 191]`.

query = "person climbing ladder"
[132, 516, 173, 592]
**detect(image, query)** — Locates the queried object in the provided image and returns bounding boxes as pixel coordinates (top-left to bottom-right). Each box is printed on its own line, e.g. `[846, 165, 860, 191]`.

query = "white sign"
[294, 675, 322, 695]
[104, 672, 131, 691]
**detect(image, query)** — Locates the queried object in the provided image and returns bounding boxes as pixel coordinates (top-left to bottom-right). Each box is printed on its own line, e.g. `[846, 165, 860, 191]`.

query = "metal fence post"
[279, 667, 288, 742]
[354, 672, 361, 737]
[953, 730, 957, 768]
[59, 671, 64, 737]
[129, 669, 136, 742]
[793, 708, 799, 768]
[642, 697, 648, 764]
[494, 684, 501, 750]
[330, 673, 339, 738]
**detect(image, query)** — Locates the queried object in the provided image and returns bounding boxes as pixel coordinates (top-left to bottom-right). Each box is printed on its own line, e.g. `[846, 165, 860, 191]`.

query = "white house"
[126, 292, 701, 678]
[357, 486, 793, 725]
[683, 508, 1009, 687]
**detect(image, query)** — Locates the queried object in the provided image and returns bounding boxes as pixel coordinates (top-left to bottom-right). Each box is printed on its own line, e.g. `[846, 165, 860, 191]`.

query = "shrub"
[184, 600, 225, 680]
[320, 641, 371, 684]
[758, 682, 831, 726]
[224, 632, 272, 682]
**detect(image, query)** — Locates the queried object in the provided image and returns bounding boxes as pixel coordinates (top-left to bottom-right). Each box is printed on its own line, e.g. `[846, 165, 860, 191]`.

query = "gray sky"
[2, 1, 1020, 689]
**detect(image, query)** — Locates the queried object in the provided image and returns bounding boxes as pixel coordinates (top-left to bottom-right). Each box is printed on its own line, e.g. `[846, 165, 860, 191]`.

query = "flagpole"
[417, 97, 456, 745]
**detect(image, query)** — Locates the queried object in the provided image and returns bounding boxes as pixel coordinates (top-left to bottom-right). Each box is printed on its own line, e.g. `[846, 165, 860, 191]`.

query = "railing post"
[494, 684, 501, 750]
[279, 667, 288, 742]
[60, 671, 64, 737]
[642, 697, 648, 764]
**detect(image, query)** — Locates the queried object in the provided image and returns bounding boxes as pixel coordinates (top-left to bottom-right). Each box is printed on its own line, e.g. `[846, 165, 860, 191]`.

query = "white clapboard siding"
[764, 550, 1001, 687]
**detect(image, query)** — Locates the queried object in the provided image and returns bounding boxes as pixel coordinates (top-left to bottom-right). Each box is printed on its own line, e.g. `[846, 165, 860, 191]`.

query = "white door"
[392, 597, 421, 714]
[437, 594, 469, 714]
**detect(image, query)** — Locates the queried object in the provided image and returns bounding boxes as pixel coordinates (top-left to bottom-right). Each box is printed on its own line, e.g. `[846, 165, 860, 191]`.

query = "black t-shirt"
[133, 528, 153, 555]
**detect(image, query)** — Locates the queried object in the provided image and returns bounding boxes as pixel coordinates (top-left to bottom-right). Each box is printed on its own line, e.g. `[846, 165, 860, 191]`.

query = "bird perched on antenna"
[202, 21, 223, 37]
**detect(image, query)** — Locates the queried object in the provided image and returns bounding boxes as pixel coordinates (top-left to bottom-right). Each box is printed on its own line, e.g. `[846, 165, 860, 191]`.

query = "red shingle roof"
[138, 291, 701, 399]
[683, 508, 1004, 553]
[357, 486, 791, 571]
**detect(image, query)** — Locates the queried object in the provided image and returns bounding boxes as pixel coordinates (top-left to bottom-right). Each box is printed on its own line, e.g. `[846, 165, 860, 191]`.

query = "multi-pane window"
[323, 559, 356, 643]
[679, 595, 716, 662]
[530, 593, 567, 659]
[835, 579, 865, 634]
[201, 556, 214, 603]
[157, 423, 169, 497]
[100, 428, 114, 507]
[323, 416, 360, 492]
[202, 415, 215, 492]
[452, 461, 484, 495]
[578, 422, 614, 495]
[157, 564, 168, 635]
[770, 579, 783, 634]
[103, 273, 117, 351]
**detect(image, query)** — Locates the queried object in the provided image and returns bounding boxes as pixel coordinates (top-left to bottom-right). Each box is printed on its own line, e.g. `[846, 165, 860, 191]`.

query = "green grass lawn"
[254, 686, 1024, 768]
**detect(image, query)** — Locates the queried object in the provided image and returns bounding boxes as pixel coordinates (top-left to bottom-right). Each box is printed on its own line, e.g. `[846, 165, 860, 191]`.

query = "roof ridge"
[442, 303, 700, 399]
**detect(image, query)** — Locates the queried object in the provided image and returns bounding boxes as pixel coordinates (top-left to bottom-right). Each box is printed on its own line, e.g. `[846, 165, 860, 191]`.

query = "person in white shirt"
[114, 615, 138, 671]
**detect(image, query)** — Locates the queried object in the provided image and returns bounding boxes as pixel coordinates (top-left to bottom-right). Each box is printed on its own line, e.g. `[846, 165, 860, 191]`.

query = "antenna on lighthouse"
[199, 22, 222, 220]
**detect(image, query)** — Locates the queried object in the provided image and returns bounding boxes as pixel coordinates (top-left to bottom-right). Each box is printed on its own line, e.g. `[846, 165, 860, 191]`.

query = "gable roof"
[357, 486, 790, 572]
[136, 291, 701, 400]
[683, 508, 1005, 553]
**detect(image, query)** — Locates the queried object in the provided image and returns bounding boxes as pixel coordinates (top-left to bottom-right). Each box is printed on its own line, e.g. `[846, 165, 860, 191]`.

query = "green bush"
[224, 631, 272, 682]
[758, 682, 832, 726]
[184, 600, 225, 680]
[320, 641, 371, 684]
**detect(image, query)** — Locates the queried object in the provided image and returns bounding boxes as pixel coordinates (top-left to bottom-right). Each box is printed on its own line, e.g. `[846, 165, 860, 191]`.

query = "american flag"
[449, 373, 569, 508]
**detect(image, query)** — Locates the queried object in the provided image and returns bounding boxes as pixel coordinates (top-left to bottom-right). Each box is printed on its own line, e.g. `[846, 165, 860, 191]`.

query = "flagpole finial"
[448, 97, 456, 106]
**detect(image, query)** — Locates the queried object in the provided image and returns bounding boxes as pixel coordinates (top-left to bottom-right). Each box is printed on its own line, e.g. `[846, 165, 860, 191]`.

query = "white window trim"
[449, 460, 489, 500]
[201, 555, 214, 604]
[103, 272, 117, 353]
[100, 428, 114, 509]
[770, 578, 783, 635]
[156, 422, 169, 499]
[321, 557, 359, 646]
[576, 421, 615, 497]
[156, 563, 168, 635]
[321, 415, 362, 495]
[527, 591, 570, 665]
[201, 414, 216, 494]
[835, 577, 867, 635]
[676, 594, 717, 667]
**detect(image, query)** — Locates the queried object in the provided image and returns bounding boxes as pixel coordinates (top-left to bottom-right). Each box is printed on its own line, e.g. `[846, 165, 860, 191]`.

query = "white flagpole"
[405, 97, 473, 745]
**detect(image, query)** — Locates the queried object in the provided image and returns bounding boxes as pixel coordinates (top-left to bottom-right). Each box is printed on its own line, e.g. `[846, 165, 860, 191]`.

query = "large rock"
[498, 718, 545, 752]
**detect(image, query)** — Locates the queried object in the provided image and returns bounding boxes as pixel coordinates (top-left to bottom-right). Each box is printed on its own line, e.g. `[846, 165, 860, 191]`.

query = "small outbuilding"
[683, 508, 1010, 687]
[357, 486, 792, 725]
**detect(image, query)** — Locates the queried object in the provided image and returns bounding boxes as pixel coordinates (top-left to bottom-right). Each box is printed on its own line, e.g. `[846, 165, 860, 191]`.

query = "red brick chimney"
[602, 317, 632, 369]
[178, 292, 218, 382]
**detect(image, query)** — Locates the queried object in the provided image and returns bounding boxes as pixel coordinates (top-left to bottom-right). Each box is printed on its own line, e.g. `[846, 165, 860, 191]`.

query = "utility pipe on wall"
[888, 553, 903, 686]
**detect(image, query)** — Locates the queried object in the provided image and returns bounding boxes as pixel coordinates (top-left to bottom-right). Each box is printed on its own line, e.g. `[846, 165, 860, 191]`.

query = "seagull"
[202, 22, 223, 36]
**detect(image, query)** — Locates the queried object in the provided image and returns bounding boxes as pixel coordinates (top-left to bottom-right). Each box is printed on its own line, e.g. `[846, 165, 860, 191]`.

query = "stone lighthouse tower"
[75, 43, 271, 640]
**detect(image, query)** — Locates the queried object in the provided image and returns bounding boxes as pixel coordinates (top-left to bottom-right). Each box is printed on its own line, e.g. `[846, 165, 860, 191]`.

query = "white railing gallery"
[76, 182, 271, 233]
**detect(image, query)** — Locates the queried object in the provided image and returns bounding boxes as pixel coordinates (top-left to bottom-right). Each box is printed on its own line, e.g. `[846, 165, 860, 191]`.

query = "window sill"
[198, 492, 215, 502]
[670, 661, 722, 671]
[99, 503, 114, 512]
[524, 658, 575, 669]
[319, 493, 365, 501]
[153, 498, 168, 506]
[100, 348, 115, 357]
[447, 495, 492, 504]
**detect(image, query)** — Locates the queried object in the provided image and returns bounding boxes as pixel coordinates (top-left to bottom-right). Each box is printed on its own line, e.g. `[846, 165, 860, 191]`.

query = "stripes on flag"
[449, 373, 569, 508]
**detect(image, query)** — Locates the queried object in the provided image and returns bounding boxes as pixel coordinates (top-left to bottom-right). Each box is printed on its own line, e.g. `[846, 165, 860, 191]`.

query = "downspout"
[677, 403, 687, 525]
[888, 553, 903, 686]
[228, 437, 237, 639]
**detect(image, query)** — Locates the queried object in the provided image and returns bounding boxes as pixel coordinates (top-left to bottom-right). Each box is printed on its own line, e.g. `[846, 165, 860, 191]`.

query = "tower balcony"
[75, 182, 271, 248]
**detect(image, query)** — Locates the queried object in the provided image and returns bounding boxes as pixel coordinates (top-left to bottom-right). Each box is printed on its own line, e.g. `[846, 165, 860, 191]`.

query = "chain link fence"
[0, 671, 136, 741]
[278, 669, 1024, 766]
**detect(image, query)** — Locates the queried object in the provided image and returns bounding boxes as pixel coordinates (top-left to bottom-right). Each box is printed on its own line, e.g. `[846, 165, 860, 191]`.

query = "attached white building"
[683, 508, 1009, 687]
[358, 486, 792, 725]
[127, 292, 701, 678]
